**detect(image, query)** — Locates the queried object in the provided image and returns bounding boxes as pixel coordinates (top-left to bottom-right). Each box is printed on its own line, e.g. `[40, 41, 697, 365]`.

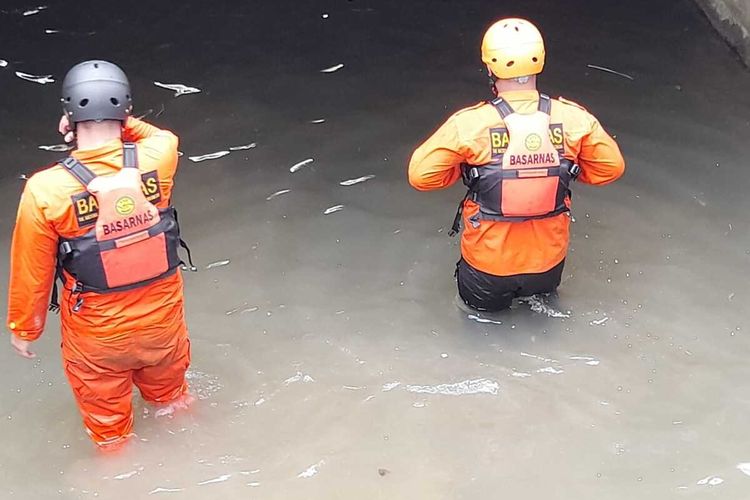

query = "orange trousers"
[61, 321, 190, 447]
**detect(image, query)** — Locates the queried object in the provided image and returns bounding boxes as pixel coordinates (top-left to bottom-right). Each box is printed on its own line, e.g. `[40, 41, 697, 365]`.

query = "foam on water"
[518, 295, 571, 318]
[298, 460, 325, 478]
[405, 378, 499, 396]
[185, 370, 222, 400]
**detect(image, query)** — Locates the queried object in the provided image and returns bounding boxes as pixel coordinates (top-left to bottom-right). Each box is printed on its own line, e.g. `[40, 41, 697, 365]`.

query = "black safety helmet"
[61, 60, 132, 129]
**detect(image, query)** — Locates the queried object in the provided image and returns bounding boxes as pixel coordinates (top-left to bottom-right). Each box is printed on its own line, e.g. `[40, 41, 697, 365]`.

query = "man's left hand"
[10, 335, 36, 359]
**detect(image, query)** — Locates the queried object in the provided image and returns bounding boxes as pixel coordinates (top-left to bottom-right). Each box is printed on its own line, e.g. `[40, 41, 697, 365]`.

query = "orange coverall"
[7, 117, 190, 446]
[408, 90, 625, 277]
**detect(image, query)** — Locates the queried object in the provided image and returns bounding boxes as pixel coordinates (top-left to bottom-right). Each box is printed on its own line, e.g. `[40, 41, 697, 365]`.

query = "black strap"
[538, 93, 551, 114]
[449, 192, 471, 237]
[122, 142, 138, 169]
[61, 157, 97, 187]
[490, 97, 514, 119]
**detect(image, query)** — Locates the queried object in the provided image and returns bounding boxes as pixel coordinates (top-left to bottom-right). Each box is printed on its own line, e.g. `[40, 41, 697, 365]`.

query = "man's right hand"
[58, 115, 74, 144]
[10, 335, 36, 359]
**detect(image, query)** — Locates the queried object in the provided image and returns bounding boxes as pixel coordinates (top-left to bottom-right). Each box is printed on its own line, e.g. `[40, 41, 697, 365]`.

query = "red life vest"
[450, 94, 580, 235]
[55, 143, 191, 306]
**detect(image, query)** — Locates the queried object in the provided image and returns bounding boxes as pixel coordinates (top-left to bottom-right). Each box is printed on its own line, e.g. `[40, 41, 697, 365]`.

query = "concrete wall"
[696, 0, 750, 66]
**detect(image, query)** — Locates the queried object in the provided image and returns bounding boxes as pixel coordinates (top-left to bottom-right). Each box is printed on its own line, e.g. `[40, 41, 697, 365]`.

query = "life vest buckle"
[568, 162, 581, 180]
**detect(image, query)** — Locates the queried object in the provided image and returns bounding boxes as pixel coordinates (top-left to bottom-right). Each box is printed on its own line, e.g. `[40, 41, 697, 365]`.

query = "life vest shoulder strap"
[61, 157, 97, 187]
[122, 142, 138, 169]
[489, 97, 514, 119]
[538, 93, 551, 115]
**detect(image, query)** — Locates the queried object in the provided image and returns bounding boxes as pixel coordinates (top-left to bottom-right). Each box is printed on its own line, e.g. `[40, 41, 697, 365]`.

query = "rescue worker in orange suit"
[408, 19, 625, 311]
[7, 60, 195, 448]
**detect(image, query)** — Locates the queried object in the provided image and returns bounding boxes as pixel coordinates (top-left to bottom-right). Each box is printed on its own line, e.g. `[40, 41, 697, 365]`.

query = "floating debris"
[467, 314, 502, 325]
[737, 463, 750, 476]
[587, 64, 634, 81]
[406, 378, 499, 396]
[382, 382, 401, 392]
[153, 81, 201, 97]
[569, 356, 600, 366]
[197, 474, 232, 486]
[23, 6, 47, 16]
[322, 13, 329, 19]
[189, 151, 230, 162]
[289, 158, 314, 173]
[206, 259, 230, 269]
[323, 205, 344, 215]
[378, 468, 390, 477]
[114, 470, 139, 480]
[241, 306, 259, 314]
[298, 460, 324, 478]
[148, 487, 185, 495]
[44, 29, 60, 34]
[320, 63, 344, 73]
[38, 143, 71, 152]
[0, 60, 7, 68]
[284, 371, 315, 385]
[511, 372, 532, 378]
[590, 316, 610, 326]
[266, 189, 291, 201]
[229, 143, 256, 151]
[340, 175, 375, 186]
[520, 352, 558, 363]
[696, 476, 724, 486]
[15, 71, 54, 84]
[536, 367, 565, 375]
[310, 119, 326, 124]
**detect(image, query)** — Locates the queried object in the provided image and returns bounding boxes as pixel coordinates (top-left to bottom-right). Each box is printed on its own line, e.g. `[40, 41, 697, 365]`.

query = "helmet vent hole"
[65, 97, 71, 103]
[514, 26, 519, 32]
[110, 97, 120, 106]
[126, 94, 130, 99]
[79, 98, 89, 107]
[506, 61, 515, 67]
[94, 63, 99, 69]
[532, 57, 538, 62]
[492, 58, 497, 62]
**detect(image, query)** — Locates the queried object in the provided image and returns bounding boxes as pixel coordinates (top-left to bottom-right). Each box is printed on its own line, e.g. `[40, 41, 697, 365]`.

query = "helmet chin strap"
[488, 68, 499, 97]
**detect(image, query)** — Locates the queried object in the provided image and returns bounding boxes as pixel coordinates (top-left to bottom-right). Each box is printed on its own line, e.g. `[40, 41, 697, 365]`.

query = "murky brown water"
[0, 0, 749, 498]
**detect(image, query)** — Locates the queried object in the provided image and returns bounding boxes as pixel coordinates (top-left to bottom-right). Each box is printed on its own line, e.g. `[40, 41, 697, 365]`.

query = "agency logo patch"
[115, 196, 135, 216]
[72, 171, 162, 227]
[525, 133, 542, 152]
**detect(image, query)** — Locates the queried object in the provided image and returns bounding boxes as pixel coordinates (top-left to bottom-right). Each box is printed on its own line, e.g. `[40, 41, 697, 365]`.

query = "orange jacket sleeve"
[408, 116, 465, 191]
[7, 180, 59, 341]
[574, 115, 625, 186]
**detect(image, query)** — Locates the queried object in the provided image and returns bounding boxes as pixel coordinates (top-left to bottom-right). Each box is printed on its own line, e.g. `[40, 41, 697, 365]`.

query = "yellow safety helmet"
[481, 18, 545, 79]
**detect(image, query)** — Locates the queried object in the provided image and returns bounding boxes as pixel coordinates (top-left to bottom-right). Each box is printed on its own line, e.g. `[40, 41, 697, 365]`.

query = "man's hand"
[10, 335, 36, 359]
[58, 115, 74, 144]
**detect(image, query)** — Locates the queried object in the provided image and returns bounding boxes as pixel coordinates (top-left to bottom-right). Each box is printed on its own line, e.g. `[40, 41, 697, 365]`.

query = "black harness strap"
[538, 93, 552, 114]
[490, 96, 515, 119]
[61, 157, 97, 187]
[122, 142, 138, 169]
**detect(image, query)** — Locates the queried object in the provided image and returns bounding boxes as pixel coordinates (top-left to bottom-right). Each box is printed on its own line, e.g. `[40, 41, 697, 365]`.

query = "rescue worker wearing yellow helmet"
[409, 18, 625, 311]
